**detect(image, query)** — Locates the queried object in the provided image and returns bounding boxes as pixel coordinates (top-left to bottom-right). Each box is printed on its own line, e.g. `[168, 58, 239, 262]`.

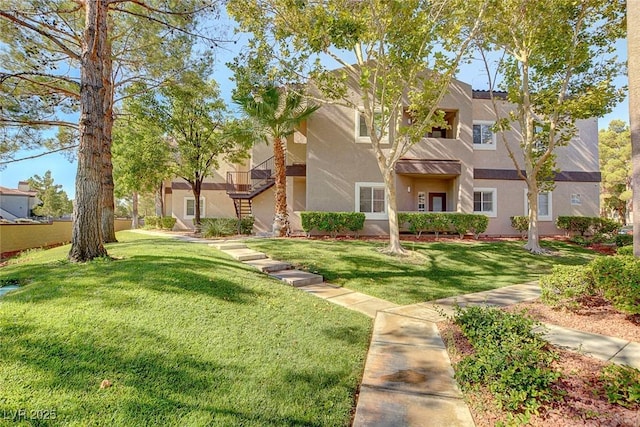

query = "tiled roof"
[0, 186, 38, 196]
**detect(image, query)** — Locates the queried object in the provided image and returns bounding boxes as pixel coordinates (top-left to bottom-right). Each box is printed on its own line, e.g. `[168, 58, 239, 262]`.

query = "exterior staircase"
[226, 156, 275, 219]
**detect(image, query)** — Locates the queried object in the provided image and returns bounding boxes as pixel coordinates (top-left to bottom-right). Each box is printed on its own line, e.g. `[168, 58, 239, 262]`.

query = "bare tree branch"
[0, 144, 78, 165]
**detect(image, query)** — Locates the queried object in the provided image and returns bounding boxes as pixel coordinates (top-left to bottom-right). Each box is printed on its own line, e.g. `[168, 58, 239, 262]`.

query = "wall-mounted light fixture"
[407, 186, 411, 193]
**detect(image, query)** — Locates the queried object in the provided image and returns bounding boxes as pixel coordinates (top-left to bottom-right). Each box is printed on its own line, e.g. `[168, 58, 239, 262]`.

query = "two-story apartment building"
[166, 75, 600, 236]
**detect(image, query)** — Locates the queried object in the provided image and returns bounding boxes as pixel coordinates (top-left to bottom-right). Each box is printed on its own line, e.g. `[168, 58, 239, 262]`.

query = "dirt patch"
[438, 301, 640, 426]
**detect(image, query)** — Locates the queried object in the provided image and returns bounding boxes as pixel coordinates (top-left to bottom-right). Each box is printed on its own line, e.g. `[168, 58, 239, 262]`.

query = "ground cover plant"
[246, 239, 597, 305]
[0, 231, 371, 426]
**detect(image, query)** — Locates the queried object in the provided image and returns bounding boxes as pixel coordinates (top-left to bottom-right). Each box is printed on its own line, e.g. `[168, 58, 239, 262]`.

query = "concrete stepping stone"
[244, 258, 292, 273]
[209, 241, 247, 250]
[268, 269, 323, 287]
[222, 248, 267, 261]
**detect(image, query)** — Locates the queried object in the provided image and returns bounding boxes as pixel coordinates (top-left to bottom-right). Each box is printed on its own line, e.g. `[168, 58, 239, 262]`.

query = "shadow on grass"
[0, 244, 267, 307]
[0, 322, 323, 426]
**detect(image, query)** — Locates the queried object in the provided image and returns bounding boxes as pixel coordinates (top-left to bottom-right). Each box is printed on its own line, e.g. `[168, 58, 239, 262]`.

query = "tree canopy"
[476, 0, 625, 253]
[599, 120, 631, 224]
[27, 170, 73, 218]
[228, 0, 487, 253]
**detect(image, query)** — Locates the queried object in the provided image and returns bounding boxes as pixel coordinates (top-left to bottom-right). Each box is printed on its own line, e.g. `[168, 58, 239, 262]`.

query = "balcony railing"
[226, 156, 275, 195]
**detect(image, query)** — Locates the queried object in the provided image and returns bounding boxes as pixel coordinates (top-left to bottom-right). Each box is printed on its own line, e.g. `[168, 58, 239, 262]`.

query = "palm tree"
[233, 85, 319, 237]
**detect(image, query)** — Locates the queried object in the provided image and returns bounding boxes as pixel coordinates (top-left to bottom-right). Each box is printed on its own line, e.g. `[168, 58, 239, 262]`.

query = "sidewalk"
[129, 231, 640, 426]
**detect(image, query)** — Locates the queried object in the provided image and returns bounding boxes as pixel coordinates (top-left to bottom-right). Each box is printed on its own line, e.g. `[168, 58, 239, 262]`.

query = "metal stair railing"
[226, 156, 275, 196]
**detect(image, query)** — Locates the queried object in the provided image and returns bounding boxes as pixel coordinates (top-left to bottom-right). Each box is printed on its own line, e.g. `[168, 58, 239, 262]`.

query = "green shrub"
[200, 217, 254, 237]
[510, 216, 529, 237]
[557, 216, 620, 236]
[300, 212, 365, 237]
[453, 306, 560, 414]
[590, 256, 640, 315]
[617, 246, 634, 256]
[239, 216, 255, 235]
[143, 216, 160, 229]
[398, 213, 487, 239]
[601, 364, 640, 407]
[594, 218, 620, 234]
[540, 265, 595, 309]
[616, 234, 633, 247]
[556, 216, 593, 236]
[160, 216, 176, 230]
[201, 218, 238, 238]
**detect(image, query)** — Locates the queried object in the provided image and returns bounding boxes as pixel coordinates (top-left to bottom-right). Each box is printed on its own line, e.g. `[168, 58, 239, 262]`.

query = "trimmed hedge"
[300, 212, 366, 237]
[616, 234, 633, 247]
[397, 213, 488, 239]
[201, 216, 254, 237]
[540, 254, 640, 315]
[556, 216, 620, 236]
[143, 216, 176, 230]
[590, 256, 640, 315]
[510, 216, 529, 237]
[540, 265, 595, 309]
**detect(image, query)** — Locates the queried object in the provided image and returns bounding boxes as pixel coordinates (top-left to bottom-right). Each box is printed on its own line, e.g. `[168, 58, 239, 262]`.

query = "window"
[473, 188, 497, 217]
[571, 193, 582, 206]
[473, 121, 496, 150]
[524, 190, 552, 221]
[355, 109, 386, 143]
[184, 197, 205, 219]
[417, 191, 426, 212]
[356, 182, 387, 219]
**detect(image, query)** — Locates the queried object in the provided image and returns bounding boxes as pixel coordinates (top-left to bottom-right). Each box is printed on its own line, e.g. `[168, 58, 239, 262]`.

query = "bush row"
[143, 216, 177, 230]
[397, 213, 489, 239]
[453, 306, 560, 415]
[556, 216, 619, 236]
[540, 255, 640, 315]
[201, 217, 254, 237]
[300, 212, 366, 237]
[511, 215, 621, 237]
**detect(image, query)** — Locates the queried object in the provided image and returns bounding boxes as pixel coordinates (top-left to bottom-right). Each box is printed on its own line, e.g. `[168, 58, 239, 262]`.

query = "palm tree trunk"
[272, 137, 289, 236]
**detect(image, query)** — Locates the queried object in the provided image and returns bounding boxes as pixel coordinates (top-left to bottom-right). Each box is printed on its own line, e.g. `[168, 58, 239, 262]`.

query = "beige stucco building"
[165, 76, 600, 237]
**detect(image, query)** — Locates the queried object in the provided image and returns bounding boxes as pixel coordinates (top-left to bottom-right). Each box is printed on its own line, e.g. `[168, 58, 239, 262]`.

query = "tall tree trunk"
[155, 183, 164, 217]
[131, 191, 139, 229]
[193, 181, 202, 234]
[272, 137, 289, 237]
[69, 0, 108, 262]
[629, 2, 640, 257]
[101, 35, 117, 243]
[524, 181, 544, 253]
[382, 168, 405, 255]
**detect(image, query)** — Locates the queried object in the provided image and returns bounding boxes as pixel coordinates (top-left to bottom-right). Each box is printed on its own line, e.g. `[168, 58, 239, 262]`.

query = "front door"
[429, 193, 447, 212]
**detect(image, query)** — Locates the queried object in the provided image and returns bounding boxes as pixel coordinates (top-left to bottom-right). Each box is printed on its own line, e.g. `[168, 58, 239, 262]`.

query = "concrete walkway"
[127, 231, 640, 426]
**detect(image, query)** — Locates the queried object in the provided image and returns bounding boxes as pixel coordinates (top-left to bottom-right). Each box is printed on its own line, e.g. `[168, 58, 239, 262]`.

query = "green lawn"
[0, 232, 371, 426]
[246, 238, 598, 305]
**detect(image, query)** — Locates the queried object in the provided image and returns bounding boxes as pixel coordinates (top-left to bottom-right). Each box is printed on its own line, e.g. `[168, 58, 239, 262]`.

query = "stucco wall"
[474, 180, 600, 236]
[0, 219, 131, 255]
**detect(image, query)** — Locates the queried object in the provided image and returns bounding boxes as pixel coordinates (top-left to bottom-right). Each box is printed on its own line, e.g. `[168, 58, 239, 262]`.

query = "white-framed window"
[524, 190, 552, 221]
[571, 193, 582, 206]
[355, 182, 387, 220]
[355, 108, 386, 143]
[473, 188, 497, 217]
[184, 197, 205, 219]
[417, 191, 426, 212]
[472, 121, 496, 150]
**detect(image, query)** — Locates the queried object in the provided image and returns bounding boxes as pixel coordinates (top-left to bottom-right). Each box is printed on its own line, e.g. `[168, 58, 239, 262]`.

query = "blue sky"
[0, 35, 629, 199]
